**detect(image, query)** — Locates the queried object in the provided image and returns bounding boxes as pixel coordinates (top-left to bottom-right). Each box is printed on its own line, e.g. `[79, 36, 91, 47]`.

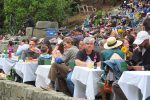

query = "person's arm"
[142, 24, 145, 31]
[16, 45, 22, 56]
[142, 19, 146, 31]
[75, 50, 87, 67]
[30, 47, 40, 54]
[75, 58, 101, 67]
[21, 50, 26, 61]
[75, 59, 86, 67]
[52, 45, 60, 57]
[100, 51, 105, 70]
[128, 66, 144, 71]
[97, 62, 101, 67]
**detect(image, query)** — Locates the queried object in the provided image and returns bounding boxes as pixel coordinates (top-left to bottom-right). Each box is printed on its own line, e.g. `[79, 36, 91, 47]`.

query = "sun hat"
[104, 37, 122, 49]
[133, 31, 150, 45]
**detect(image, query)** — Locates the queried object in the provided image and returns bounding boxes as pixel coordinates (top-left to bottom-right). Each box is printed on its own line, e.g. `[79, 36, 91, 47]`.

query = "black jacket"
[131, 46, 150, 70]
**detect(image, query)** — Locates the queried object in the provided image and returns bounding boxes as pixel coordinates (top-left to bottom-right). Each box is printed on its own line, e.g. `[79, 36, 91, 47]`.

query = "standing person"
[24, 15, 34, 37]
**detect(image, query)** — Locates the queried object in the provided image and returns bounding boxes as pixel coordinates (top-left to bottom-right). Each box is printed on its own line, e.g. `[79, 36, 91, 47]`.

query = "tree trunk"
[0, 0, 4, 34]
[103, 0, 106, 4]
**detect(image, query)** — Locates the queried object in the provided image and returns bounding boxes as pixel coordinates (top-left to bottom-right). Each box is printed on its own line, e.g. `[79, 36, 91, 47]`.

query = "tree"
[4, 0, 73, 34]
[0, 0, 4, 34]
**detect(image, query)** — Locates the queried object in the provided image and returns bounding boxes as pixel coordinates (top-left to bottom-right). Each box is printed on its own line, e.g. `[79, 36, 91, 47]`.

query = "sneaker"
[40, 84, 55, 91]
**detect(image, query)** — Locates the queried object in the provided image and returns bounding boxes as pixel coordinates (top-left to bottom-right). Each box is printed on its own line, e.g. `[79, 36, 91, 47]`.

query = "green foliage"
[0, 0, 4, 34]
[4, 0, 73, 34]
[96, 10, 104, 18]
[93, 10, 105, 26]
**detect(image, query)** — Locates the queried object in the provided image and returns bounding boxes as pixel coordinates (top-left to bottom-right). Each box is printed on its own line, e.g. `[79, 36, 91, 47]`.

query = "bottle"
[94, 62, 97, 69]
[86, 56, 93, 69]
[94, 54, 97, 69]
[3, 49, 8, 58]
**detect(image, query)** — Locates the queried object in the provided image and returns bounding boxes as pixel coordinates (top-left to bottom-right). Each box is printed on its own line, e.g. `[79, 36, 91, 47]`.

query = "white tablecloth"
[71, 66, 103, 100]
[35, 65, 51, 88]
[118, 71, 150, 100]
[14, 61, 38, 82]
[0, 58, 18, 75]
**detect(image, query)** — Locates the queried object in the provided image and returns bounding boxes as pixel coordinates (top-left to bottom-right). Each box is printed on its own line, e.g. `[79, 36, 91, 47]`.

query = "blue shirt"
[16, 44, 29, 56]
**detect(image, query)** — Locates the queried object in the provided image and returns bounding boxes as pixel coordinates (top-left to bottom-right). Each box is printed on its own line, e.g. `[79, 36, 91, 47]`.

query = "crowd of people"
[0, 0, 150, 100]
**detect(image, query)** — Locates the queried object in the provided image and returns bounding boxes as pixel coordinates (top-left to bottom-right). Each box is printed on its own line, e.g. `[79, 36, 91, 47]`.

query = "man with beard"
[112, 31, 150, 100]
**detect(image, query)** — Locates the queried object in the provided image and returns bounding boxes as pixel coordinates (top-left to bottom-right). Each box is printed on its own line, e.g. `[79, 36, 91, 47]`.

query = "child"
[7, 41, 14, 53]
[38, 45, 51, 65]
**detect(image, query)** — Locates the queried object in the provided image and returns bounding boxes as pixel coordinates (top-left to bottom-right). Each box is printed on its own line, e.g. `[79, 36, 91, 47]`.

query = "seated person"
[38, 38, 53, 55]
[75, 37, 101, 67]
[16, 39, 29, 56]
[52, 41, 64, 58]
[22, 40, 40, 61]
[7, 41, 14, 53]
[113, 31, 150, 100]
[100, 37, 125, 100]
[48, 37, 79, 96]
[129, 31, 150, 70]
[38, 45, 52, 65]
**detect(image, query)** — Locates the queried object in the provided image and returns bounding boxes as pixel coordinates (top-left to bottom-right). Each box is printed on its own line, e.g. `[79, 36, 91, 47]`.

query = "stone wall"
[26, 21, 58, 38]
[0, 80, 86, 100]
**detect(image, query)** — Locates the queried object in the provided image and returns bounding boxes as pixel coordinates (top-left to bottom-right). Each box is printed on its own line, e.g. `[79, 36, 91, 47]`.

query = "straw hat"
[104, 37, 122, 49]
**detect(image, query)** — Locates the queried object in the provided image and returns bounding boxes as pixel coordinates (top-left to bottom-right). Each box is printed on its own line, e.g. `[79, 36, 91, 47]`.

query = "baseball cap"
[147, 12, 150, 15]
[133, 31, 150, 45]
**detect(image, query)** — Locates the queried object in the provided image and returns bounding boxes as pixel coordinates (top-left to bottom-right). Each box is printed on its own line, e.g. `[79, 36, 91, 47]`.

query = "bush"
[4, 0, 74, 34]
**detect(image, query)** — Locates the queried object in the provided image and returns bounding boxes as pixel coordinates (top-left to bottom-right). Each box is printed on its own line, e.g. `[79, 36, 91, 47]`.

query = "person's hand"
[128, 66, 143, 71]
[52, 50, 62, 58]
[30, 47, 36, 52]
[30, 48, 40, 53]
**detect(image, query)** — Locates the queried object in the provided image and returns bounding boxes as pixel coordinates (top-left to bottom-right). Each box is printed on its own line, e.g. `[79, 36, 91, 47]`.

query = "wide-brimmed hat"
[133, 31, 150, 45]
[104, 37, 122, 49]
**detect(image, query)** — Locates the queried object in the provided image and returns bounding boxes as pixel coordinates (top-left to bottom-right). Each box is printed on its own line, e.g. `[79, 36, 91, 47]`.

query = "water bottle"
[94, 62, 97, 69]
[94, 54, 97, 69]
[86, 56, 93, 69]
[3, 49, 8, 58]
